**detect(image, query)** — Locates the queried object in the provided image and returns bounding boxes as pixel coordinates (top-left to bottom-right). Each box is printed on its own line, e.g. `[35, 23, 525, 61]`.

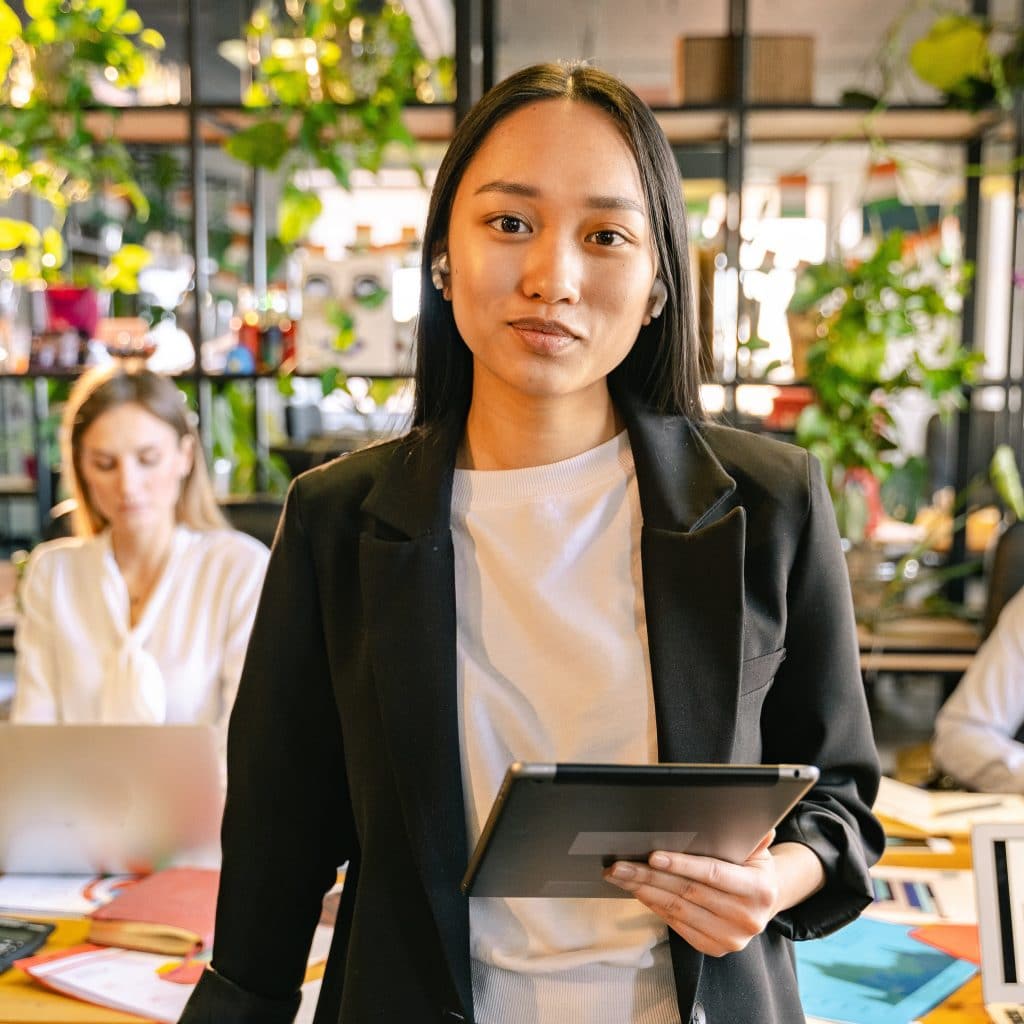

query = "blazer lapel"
[358, 423, 473, 1016]
[619, 395, 746, 763]
[619, 395, 747, 1016]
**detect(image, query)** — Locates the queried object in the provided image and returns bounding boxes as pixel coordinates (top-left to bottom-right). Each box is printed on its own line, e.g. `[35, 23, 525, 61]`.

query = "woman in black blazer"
[181, 63, 882, 1024]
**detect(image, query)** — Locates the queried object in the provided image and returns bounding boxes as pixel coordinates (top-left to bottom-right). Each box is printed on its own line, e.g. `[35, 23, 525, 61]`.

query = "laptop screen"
[973, 823, 1024, 1006]
[994, 838, 1024, 986]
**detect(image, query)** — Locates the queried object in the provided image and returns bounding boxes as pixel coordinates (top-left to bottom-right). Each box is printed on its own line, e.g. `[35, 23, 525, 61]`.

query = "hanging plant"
[842, 3, 1023, 113]
[224, 0, 453, 245]
[0, 0, 165, 303]
[0, 0, 165, 219]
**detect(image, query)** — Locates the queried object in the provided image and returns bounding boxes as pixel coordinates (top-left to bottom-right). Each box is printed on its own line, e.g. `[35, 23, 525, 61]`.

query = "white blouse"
[933, 586, 1024, 792]
[11, 526, 269, 748]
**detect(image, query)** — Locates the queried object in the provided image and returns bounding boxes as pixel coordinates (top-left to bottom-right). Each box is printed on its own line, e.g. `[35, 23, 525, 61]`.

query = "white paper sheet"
[875, 776, 1024, 836]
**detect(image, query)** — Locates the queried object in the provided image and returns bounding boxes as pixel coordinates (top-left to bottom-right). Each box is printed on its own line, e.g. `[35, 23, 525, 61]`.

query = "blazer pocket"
[739, 647, 786, 697]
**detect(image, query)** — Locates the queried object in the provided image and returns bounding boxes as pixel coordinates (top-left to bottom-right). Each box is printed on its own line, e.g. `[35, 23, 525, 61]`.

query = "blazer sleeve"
[762, 453, 885, 940]
[180, 482, 355, 1024]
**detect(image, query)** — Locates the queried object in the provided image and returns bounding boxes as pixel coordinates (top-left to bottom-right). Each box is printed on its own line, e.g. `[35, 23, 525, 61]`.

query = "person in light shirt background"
[11, 364, 269, 754]
[933, 586, 1024, 793]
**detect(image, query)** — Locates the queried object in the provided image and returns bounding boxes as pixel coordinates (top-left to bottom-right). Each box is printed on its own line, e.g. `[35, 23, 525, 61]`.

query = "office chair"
[925, 409, 998, 505]
[983, 520, 1024, 639]
[217, 495, 284, 548]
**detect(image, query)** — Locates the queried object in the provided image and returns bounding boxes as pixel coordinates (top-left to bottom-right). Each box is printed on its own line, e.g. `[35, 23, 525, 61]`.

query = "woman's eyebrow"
[474, 179, 645, 215]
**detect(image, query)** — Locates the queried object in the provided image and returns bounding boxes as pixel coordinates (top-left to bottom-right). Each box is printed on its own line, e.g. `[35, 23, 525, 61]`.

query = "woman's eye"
[588, 229, 626, 247]
[489, 215, 528, 234]
[139, 452, 162, 467]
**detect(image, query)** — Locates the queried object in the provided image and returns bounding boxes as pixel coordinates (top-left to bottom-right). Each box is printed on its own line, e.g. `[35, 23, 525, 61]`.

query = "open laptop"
[972, 821, 1024, 1023]
[0, 724, 224, 874]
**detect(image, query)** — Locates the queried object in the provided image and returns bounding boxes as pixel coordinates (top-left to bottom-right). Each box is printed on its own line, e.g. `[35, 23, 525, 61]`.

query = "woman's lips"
[509, 318, 580, 354]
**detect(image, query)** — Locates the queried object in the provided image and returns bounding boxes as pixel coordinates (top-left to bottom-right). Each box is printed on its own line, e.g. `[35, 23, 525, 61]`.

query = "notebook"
[971, 821, 1024, 1024]
[88, 866, 219, 955]
[0, 724, 224, 874]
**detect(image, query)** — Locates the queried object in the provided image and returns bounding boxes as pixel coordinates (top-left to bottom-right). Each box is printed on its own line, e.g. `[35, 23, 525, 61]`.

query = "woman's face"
[445, 98, 658, 408]
[78, 402, 193, 535]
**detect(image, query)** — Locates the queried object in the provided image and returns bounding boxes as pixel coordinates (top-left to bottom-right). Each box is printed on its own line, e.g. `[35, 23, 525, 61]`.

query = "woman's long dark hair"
[413, 61, 703, 430]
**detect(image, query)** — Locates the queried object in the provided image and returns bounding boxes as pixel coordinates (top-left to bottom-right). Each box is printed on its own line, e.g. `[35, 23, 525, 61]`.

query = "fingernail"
[612, 863, 635, 880]
[650, 853, 670, 869]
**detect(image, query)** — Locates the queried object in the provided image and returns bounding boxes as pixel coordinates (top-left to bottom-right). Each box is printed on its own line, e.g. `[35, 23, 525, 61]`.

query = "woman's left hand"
[603, 830, 779, 957]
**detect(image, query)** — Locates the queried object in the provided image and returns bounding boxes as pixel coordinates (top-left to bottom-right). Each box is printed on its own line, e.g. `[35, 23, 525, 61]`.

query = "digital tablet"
[461, 762, 819, 898]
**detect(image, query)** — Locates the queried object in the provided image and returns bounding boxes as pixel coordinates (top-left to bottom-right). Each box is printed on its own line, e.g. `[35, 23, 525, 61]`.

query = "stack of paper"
[875, 777, 1024, 837]
[0, 874, 136, 917]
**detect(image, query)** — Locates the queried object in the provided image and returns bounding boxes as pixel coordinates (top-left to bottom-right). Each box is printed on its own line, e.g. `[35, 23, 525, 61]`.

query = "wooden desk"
[859, 616, 981, 674]
[2, 916, 989, 1024]
[1, 919, 328, 1023]
[0, 920, 148, 1023]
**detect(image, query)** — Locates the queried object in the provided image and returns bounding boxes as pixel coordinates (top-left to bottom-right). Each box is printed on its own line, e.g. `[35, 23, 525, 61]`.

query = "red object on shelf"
[44, 286, 100, 337]
[763, 386, 814, 432]
[843, 467, 884, 538]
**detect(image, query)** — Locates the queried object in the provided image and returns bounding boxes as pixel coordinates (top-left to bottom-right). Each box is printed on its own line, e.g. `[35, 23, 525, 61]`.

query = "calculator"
[0, 916, 55, 974]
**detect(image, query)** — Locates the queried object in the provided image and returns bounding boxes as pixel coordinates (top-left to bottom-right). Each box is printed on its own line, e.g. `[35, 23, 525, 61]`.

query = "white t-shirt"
[12, 526, 269, 753]
[452, 432, 681, 1024]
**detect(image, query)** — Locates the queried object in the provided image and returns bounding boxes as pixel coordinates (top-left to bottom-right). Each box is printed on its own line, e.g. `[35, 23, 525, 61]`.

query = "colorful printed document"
[869, 866, 977, 924]
[796, 916, 977, 1024]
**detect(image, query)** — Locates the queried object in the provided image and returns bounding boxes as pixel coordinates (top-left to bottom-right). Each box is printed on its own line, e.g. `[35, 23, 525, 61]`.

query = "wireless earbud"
[647, 278, 668, 320]
[430, 252, 450, 293]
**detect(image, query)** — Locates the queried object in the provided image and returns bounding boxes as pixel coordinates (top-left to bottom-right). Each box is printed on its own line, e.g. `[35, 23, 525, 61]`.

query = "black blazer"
[180, 395, 883, 1024]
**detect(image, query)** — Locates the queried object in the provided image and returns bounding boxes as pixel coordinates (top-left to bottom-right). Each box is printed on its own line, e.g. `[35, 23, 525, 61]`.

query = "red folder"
[88, 867, 218, 955]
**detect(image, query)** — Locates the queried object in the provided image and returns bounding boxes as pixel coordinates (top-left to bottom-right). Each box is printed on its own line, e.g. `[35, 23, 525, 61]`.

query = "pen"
[933, 800, 1005, 817]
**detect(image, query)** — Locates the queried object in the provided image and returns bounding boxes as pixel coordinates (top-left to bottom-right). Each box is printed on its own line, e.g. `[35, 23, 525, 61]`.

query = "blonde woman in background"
[12, 364, 269, 744]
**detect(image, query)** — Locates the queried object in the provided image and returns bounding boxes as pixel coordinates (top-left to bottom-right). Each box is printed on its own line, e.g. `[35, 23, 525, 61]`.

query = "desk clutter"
[798, 777, 1024, 1024]
[0, 868, 336, 1023]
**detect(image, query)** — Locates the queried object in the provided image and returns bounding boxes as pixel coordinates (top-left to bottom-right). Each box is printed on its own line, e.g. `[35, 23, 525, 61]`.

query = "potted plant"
[0, 217, 150, 334]
[790, 229, 982, 544]
[223, 0, 453, 247]
[0, 0, 163, 338]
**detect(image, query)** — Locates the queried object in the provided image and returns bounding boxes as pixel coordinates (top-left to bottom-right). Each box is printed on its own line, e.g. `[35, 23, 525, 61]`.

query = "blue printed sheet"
[796, 916, 978, 1024]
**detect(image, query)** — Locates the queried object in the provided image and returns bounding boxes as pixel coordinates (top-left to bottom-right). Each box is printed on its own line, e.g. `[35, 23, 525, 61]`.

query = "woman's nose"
[521, 233, 582, 305]
[115, 462, 140, 494]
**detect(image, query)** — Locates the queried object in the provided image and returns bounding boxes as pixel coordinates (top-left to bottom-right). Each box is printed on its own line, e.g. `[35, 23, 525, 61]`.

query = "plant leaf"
[277, 185, 322, 246]
[909, 15, 990, 93]
[0, 218, 40, 251]
[224, 121, 291, 170]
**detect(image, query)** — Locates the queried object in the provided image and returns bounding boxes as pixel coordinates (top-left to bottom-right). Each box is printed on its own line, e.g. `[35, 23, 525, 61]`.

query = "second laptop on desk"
[0, 724, 223, 874]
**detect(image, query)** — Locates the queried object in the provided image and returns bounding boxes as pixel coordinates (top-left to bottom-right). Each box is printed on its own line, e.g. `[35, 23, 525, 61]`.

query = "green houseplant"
[791, 229, 981, 542]
[224, 0, 452, 246]
[0, 0, 164, 325]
